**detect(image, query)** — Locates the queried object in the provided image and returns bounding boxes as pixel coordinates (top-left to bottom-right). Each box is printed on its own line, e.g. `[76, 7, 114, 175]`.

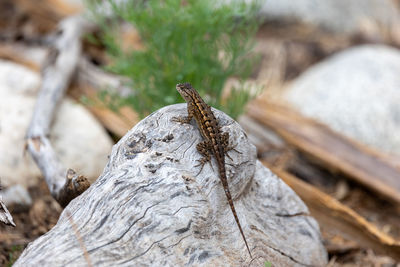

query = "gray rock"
[260, 0, 400, 36]
[0, 185, 32, 208]
[15, 104, 327, 266]
[282, 45, 400, 157]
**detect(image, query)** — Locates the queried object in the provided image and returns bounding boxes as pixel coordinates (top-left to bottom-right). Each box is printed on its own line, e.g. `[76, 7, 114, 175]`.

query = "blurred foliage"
[88, 0, 261, 119]
[6, 245, 23, 267]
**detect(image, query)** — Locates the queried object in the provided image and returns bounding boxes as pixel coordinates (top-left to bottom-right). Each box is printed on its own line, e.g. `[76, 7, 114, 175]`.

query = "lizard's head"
[176, 82, 195, 102]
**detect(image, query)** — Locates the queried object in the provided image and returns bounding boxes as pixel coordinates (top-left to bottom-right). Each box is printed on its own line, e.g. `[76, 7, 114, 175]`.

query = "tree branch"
[25, 15, 93, 207]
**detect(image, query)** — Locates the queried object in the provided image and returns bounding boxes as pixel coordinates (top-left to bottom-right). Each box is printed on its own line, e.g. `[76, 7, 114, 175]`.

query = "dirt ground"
[0, 181, 62, 266]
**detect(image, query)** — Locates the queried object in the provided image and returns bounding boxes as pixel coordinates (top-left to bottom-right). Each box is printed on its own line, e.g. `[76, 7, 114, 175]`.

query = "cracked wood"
[15, 104, 327, 266]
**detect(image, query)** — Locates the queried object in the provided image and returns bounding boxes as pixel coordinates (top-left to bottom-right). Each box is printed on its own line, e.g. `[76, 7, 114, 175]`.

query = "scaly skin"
[173, 82, 252, 258]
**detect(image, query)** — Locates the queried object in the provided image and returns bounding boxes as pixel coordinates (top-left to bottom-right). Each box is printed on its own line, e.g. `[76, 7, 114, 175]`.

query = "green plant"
[88, 0, 261, 119]
[7, 245, 23, 267]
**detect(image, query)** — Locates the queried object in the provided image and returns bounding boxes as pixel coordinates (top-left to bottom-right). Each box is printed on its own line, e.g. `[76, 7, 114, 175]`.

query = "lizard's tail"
[221, 179, 252, 258]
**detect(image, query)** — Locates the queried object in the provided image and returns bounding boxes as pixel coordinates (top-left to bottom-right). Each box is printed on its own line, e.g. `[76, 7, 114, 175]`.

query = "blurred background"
[1, 0, 400, 265]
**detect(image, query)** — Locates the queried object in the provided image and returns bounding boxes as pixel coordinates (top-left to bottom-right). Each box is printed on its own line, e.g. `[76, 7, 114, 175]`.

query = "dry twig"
[25, 15, 93, 207]
[0, 197, 15, 227]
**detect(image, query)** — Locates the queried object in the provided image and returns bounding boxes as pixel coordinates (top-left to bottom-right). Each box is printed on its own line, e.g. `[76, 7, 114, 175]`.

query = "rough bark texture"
[16, 104, 327, 266]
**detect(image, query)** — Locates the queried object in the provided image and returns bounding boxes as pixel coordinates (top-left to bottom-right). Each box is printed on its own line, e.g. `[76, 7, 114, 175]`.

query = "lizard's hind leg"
[221, 132, 241, 162]
[194, 140, 214, 175]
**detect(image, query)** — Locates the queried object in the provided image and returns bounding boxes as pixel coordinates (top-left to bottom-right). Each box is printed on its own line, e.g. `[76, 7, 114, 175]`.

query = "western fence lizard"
[173, 83, 252, 258]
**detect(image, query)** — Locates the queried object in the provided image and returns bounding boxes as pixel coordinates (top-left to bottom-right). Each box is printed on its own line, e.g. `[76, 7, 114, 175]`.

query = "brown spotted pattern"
[174, 83, 252, 258]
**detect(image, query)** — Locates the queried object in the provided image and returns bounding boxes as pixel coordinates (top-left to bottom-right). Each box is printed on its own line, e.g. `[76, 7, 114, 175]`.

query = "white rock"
[282, 45, 400, 157]
[0, 60, 113, 187]
[259, 0, 400, 36]
[15, 104, 327, 266]
[0, 185, 32, 208]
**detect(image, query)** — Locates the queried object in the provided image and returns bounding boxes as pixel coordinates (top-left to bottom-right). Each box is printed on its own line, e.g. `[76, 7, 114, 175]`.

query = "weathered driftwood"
[25, 15, 93, 207]
[0, 196, 15, 227]
[266, 164, 400, 261]
[247, 99, 400, 204]
[16, 104, 327, 266]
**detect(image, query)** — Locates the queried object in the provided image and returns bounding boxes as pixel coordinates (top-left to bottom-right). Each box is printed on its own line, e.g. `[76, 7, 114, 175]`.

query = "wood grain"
[248, 100, 400, 204]
[265, 164, 400, 261]
[15, 105, 327, 266]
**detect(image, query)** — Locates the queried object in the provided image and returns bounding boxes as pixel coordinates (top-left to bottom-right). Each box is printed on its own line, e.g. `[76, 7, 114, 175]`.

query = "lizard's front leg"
[171, 115, 192, 124]
[172, 105, 194, 124]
